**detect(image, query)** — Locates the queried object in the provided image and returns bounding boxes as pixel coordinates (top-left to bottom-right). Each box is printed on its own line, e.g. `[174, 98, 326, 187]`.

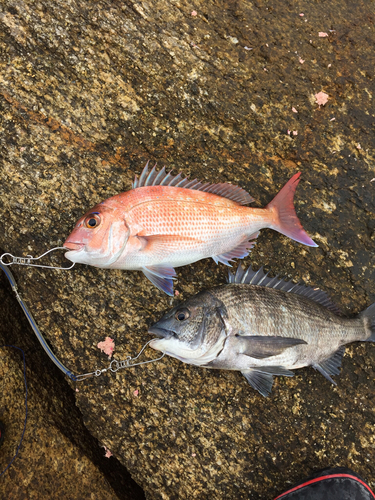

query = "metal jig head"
[0, 247, 75, 270]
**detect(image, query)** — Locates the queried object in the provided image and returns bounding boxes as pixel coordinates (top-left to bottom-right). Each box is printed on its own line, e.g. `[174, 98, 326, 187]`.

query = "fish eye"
[175, 308, 190, 321]
[84, 214, 101, 229]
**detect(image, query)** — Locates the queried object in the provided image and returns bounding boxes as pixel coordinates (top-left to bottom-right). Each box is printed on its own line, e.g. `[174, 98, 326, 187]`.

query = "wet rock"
[0, 353, 117, 499]
[0, 0, 375, 498]
[0, 283, 143, 499]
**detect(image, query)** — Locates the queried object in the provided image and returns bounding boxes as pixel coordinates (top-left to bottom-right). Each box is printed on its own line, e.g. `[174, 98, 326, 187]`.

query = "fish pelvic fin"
[142, 265, 177, 296]
[266, 172, 318, 247]
[312, 346, 346, 385]
[241, 366, 294, 397]
[360, 302, 375, 341]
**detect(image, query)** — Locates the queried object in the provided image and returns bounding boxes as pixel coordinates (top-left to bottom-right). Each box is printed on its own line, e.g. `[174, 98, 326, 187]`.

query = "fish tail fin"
[266, 172, 318, 247]
[360, 302, 375, 341]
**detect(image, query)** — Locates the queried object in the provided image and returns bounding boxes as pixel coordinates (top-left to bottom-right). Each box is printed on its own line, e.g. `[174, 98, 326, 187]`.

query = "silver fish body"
[149, 266, 375, 396]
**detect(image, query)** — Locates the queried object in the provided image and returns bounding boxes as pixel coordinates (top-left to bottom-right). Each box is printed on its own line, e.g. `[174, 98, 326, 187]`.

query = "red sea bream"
[64, 163, 317, 295]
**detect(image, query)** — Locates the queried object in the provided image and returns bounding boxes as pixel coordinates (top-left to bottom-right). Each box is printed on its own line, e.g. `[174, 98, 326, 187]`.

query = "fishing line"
[0, 345, 28, 477]
[0, 249, 165, 382]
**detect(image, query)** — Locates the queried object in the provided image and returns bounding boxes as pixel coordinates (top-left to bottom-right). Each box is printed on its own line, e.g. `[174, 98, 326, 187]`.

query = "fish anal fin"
[313, 346, 346, 385]
[241, 366, 294, 397]
[142, 265, 177, 296]
[213, 233, 259, 266]
[239, 335, 307, 359]
[133, 163, 254, 205]
[313, 364, 337, 385]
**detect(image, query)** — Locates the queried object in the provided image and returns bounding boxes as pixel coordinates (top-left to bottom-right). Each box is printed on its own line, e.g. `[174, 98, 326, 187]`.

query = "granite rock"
[0, 0, 375, 498]
[0, 289, 142, 499]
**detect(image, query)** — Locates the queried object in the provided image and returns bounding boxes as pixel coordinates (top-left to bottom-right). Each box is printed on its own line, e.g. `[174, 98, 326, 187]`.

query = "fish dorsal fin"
[228, 265, 342, 316]
[132, 162, 254, 206]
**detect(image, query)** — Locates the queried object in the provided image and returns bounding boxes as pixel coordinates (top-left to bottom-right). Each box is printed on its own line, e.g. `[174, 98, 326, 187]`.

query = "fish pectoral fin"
[313, 346, 346, 385]
[212, 233, 260, 266]
[241, 366, 294, 397]
[139, 234, 203, 254]
[238, 335, 307, 359]
[142, 265, 177, 296]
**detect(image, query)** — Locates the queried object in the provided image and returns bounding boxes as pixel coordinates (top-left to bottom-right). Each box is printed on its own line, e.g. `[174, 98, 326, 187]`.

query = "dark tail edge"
[361, 302, 375, 341]
[266, 172, 318, 248]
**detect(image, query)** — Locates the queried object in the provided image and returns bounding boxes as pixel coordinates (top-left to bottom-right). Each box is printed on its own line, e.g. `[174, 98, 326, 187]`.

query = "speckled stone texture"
[0, 285, 144, 499]
[0, 0, 374, 499]
[0, 348, 119, 500]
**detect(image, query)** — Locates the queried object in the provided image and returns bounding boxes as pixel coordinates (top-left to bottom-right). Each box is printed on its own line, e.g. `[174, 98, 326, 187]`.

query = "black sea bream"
[149, 266, 375, 396]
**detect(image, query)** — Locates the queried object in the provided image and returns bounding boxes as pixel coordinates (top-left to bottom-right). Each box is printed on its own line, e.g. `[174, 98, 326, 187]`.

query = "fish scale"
[149, 265, 375, 396]
[64, 163, 317, 295]
[210, 285, 364, 369]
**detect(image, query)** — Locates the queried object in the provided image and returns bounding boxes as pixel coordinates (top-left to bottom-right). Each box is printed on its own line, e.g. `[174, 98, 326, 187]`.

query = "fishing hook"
[74, 341, 166, 382]
[0, 247, 75, 270]
[0, 261, 165, 382]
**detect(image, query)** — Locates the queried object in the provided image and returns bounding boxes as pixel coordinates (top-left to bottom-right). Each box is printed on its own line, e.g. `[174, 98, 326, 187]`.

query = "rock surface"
[0, 349, 117, 500]
[0, 279, 145, 499]
[0, 0, 375, 498]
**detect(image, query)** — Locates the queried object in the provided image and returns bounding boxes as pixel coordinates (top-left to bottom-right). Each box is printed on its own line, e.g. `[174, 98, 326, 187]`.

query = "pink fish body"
[64, 163, 317, 295]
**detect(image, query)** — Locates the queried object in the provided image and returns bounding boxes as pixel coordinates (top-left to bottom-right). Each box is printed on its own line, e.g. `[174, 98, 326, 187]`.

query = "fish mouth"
[63, 241, 85, 251]
[148, 326, 173, 338]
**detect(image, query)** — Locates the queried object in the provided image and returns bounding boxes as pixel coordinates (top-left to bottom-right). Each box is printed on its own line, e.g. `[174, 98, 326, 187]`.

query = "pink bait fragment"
[191, 10, 197, 16]
[175, 290, 180, 296]
[133, 389, 139, 397]
[97, 337, 115, 359]
[292, 131, 298, 136]
[299, 13, 304, 17]
[319, 32, 329, 37]
[299, 58, 305, 64]
[315, 91, 329, 106]
[103, 446, 113, 458]
[292, 107, 298, 113]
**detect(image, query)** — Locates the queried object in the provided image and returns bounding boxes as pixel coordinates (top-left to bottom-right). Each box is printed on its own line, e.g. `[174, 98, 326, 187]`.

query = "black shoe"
[0, 421, 4, 447]
[274, 467, 375, 500]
